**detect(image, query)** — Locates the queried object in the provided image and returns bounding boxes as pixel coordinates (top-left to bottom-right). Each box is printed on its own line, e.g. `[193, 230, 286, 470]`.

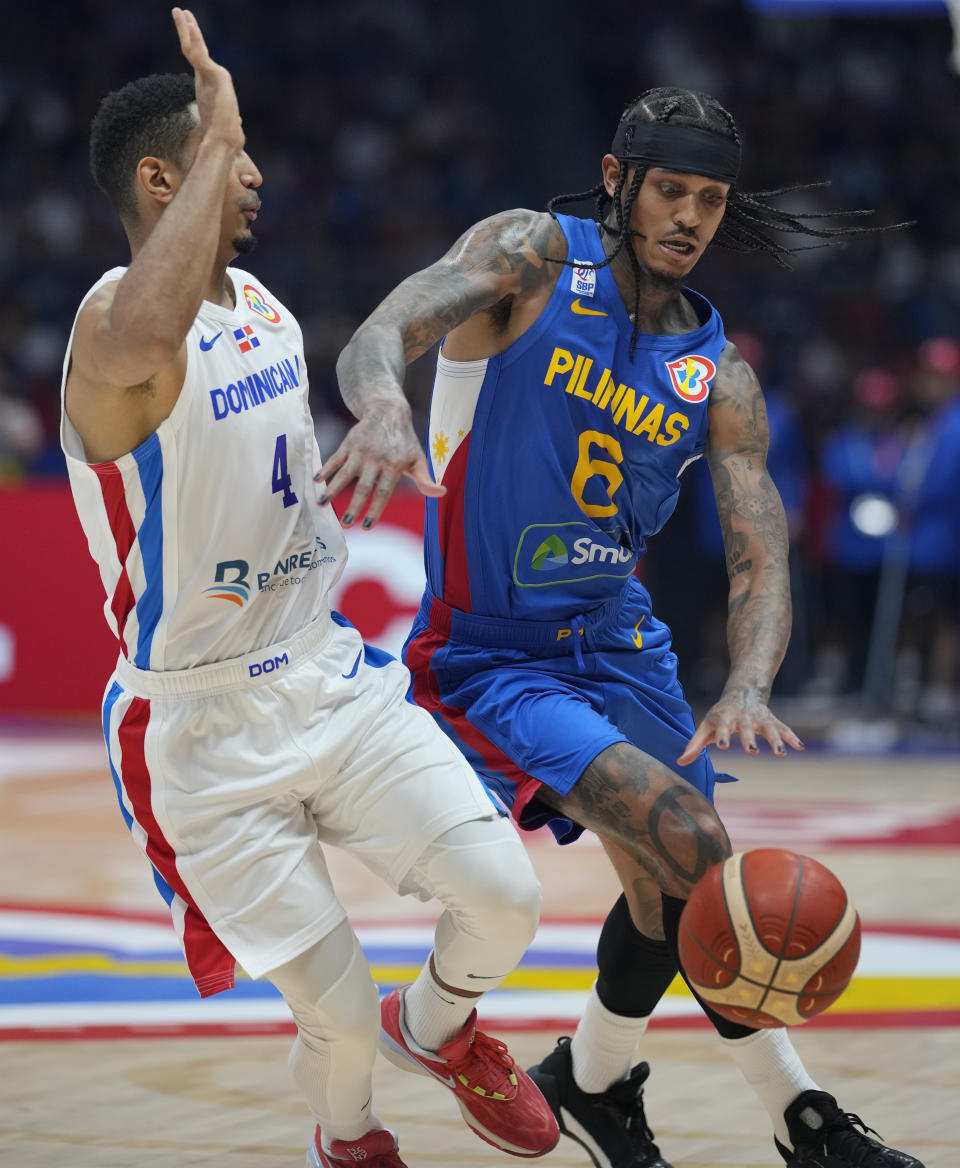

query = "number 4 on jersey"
[272, 433, 299, 508]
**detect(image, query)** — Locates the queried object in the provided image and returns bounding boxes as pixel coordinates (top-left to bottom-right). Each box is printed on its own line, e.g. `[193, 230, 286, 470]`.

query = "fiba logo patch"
[204, 559, 251, 607]
[243, 283, 281, 323]
[531, 535, 569, 571]
[665, 354, 716, 404]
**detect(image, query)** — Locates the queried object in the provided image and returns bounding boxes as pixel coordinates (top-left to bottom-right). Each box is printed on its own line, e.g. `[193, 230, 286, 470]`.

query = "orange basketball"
[677, 848, 862, 1028]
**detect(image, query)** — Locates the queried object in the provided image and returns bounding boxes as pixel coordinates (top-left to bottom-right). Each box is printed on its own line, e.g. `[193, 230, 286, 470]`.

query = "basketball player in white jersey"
[60, 10, 558, 1167]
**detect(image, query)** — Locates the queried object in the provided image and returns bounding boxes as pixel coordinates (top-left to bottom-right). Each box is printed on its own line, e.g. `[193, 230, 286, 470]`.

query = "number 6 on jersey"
[272, 433, 299, 508]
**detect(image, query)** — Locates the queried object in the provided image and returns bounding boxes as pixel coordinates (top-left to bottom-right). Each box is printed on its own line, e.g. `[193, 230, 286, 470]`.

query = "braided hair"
[547, 87, 899, 354]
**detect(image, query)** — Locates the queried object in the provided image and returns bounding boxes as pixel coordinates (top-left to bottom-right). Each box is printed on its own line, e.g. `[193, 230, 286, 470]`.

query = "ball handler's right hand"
[171, 7, 244, 152]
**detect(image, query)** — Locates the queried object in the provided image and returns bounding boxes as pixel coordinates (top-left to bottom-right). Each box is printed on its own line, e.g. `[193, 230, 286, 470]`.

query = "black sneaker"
[526, 1036, 673, 1168]
[776, 1090, 925, 1167]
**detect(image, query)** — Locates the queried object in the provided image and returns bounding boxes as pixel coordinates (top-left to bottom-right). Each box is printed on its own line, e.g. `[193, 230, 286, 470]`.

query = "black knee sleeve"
[595, 893, 680, 1018]
[660, 892, 756, 1040]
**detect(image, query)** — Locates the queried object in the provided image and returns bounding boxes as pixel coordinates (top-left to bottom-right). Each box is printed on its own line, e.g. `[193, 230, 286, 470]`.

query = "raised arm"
[320, 209, 565, 527]
[677, 341, 803, 764]
[66, 8, 246, 460]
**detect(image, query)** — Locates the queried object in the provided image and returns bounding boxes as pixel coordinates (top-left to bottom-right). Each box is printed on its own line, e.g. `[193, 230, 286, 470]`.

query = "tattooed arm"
[677, 341, 804, 764]
[318, 208, 566, 527]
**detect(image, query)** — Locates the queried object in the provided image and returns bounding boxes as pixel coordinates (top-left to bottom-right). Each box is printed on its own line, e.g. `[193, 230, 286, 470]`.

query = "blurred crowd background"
[2, 0, 959, 745]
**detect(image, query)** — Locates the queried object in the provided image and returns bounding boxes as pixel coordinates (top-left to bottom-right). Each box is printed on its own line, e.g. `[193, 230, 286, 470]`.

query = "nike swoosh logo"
[341, 651, 362, 680]
[570, 298, 607, 317]
[465, 972, 510, 979]
[199, 331, 223, 351]
[424, 1065, 458, 1089]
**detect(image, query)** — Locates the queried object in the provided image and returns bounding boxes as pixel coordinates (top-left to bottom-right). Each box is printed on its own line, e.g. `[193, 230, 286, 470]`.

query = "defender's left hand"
[314, 401, 444, 529]
[677, 692, 804, 765]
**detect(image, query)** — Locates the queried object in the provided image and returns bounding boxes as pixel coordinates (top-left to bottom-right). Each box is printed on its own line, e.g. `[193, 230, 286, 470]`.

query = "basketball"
[677, 849, 862, 1028]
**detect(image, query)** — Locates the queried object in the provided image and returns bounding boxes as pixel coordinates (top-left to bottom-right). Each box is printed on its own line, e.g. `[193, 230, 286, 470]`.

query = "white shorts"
[103, 612, 498, 995]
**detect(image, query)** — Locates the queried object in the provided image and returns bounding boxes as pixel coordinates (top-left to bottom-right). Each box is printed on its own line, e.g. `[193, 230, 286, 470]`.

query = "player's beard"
[616, 228, 687, 294]
[632, 246, 685, 294]
[233, 233, 258, 256]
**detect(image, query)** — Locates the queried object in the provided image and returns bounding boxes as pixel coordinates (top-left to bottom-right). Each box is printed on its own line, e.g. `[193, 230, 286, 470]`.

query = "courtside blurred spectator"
[816, 368, 906, 697]
[897, 338, 960, 723]
[0, 367, 44, 483]
[816, 349, 960, 722]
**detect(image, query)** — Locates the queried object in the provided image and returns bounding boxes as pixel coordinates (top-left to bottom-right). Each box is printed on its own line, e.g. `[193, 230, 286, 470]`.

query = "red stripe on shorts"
[406, 608, 544, 828]
[117, 697, 237, 996]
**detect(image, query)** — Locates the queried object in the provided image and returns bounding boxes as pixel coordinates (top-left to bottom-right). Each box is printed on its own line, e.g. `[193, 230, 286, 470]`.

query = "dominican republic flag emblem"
[233, 324, 260, 353]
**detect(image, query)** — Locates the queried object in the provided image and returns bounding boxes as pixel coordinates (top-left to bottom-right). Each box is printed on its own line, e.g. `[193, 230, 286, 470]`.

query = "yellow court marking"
[3, 955, 958, 1015]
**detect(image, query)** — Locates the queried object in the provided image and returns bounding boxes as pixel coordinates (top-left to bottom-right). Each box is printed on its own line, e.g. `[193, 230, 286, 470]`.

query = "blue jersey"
[424, 213, 727, 621]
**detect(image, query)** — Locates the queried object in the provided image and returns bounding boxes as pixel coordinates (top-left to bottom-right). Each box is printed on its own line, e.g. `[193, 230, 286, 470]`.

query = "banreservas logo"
[205, 538, 335, 605]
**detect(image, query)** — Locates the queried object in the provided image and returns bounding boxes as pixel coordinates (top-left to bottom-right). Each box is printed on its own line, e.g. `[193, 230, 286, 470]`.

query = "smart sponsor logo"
[514, 522, 635, 589]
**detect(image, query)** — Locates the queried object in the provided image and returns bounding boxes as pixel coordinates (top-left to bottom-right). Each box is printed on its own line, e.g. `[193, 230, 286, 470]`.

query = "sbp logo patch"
[570, 260, 597, 298]
[665, 354, 716, 403]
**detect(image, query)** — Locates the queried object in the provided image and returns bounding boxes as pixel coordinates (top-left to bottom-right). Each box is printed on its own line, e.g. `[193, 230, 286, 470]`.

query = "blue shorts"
[403, 577, 735, 844]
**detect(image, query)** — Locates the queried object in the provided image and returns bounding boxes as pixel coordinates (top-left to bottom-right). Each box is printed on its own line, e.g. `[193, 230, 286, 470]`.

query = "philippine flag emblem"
[243, 283, 281, 323]
[233, 324, 261, 353]
[665, 354, 716, 403]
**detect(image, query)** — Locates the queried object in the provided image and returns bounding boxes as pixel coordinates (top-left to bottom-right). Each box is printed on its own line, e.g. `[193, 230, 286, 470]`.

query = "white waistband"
[112, 614, 339, 698]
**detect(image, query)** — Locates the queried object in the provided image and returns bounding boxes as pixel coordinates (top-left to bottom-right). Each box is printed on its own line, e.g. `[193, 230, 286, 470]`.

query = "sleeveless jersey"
[424, 213, 726, 621]
[60, 266, 347, 671]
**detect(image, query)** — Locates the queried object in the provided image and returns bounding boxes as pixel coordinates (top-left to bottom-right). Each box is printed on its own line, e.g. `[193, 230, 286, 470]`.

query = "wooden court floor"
[1, 732, 957, 1167]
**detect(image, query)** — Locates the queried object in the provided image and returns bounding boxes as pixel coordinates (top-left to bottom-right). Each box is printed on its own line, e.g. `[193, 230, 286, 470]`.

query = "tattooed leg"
[537, 741, 731, 899]
[599, 837, 667, 940]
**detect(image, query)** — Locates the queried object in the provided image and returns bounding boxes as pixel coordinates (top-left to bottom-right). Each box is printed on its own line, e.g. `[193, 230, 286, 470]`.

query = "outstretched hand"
[677, 690, 804, 766]
[315, 401, 444, 528]
[171, 7, 243, 150]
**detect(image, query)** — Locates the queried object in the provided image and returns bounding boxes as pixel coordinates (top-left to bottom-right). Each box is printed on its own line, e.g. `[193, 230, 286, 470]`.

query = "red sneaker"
[307, 1126, 407, 1167]
[379, 987, 559, 1158]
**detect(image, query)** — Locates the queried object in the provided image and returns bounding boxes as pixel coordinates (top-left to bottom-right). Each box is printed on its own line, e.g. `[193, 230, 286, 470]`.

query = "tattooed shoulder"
[708, 340, 770, 458]
[492, 209, 567, 297]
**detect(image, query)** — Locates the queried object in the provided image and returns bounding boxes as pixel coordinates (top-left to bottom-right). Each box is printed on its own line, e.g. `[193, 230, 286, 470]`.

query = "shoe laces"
[591, 1083, 657, 1146]
[448, 1030, 518, 1099]
[821, 1110, 884, 1166]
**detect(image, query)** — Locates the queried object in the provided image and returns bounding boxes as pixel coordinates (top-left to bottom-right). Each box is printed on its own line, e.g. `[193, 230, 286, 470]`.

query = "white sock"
[569, 982, 650, 1094]
[720, 1029, 820, 1148]
[320, 1119, 389, 1155]
[402, 961, 476, 1053]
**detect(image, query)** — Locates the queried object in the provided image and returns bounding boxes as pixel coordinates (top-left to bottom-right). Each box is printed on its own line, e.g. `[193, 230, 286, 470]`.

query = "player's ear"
[135, 156, 181, 208]
[601, 154, 622, 199]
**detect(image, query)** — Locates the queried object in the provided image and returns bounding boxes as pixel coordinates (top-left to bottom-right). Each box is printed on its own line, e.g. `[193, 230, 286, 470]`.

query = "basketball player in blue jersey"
[321, 89, 922, 1168]
[60, 10, 562, 1168]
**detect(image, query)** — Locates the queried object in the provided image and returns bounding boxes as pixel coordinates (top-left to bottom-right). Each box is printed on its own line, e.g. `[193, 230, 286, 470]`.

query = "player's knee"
[458, 845, 541, 950]
[681, 805, 731, 890]
[416, 817, 541, 949]
[270, 923, 380, 1045]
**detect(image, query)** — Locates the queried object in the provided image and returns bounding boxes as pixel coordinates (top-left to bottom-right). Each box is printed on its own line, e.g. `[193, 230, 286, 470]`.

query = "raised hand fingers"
[172, 8, 209, 66]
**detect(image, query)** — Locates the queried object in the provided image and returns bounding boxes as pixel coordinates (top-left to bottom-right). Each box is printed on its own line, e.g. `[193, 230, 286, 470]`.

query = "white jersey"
[60, 266, 347, 671]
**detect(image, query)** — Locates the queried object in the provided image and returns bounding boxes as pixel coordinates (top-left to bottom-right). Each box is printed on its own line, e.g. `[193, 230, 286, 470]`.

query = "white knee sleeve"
[268, 919, 381, 1142]
[402, 816, 541, 991]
